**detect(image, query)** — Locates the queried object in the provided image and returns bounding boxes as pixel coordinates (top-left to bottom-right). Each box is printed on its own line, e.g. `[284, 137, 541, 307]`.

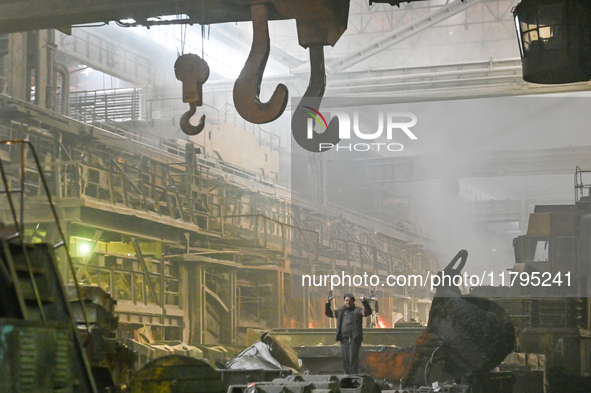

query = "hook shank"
[174, 54, 209, 136]
[233, 3, 288, 124]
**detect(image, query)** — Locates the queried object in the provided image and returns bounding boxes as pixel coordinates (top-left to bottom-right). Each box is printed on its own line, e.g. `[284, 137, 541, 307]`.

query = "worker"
[325, 291, 372, 374]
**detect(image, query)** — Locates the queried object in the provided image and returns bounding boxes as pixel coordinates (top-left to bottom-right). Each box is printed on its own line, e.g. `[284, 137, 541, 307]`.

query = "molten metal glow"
[377, 317, 387, 328]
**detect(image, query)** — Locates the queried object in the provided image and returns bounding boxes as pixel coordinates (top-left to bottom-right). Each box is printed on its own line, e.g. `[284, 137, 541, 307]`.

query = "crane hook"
[180, 102, 206, 136]
[291, 44, 340, 153]
[233, 3, 288, 124]
[174, 54, 210, 136]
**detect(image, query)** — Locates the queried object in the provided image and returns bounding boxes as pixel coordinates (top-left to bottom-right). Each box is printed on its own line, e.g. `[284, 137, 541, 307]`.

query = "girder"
[351, 146, 591, 182]
[0, 0, 287, 34]
[326, 0, 487, 72]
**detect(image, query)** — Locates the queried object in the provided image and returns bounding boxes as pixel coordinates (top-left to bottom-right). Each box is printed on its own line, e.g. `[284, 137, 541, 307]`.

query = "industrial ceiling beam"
[326, 0, 486, 72]
[213, 24, 305, 70]
[205, 58, 591, 101]
[0, 0, 287, 35]
[350, 146, 591, 183]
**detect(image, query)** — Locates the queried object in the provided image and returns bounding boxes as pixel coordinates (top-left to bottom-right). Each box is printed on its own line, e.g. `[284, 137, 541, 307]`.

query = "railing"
[220, 102, 280, 152]
[88, 116, 279, 189]
[292, 196, 429, 242]
[70, 88, 141, 122]
[220, 212, 420, 277]
[324, 237, 410, 276]
[75, 161, 220, 234]
[256, 126, 280, 152]
[224, 213, 317, 256]
[73, 262, 179, 307]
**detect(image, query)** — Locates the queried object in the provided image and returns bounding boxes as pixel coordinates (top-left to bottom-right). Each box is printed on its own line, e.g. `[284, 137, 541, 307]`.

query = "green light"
[79, 243, 90, 255]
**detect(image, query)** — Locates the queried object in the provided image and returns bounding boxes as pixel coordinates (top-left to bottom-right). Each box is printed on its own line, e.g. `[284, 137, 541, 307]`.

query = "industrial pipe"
[54, 61, 69, 116]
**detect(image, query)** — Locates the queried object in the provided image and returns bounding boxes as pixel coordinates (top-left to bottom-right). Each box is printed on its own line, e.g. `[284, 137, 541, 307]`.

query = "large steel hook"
[174, 54, 210, 136]
[233, 3, 288, 124]
[291, 44, 340, 153]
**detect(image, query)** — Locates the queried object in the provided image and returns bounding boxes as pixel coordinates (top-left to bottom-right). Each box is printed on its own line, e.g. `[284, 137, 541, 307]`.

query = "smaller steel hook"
[180, 102, 206, 136]
[233, 3, 288, 124]
[292, 44, 340, 153]
[174, 53, 210, 136]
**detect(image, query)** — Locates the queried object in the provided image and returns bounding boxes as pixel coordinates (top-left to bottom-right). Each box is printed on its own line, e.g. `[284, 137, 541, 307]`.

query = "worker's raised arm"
[325, 290, 336, 318]
[360, 293, 372, 317]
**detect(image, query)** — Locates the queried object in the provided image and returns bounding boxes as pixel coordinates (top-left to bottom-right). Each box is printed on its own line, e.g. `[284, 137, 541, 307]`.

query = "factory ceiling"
[4, 0, 590, 99]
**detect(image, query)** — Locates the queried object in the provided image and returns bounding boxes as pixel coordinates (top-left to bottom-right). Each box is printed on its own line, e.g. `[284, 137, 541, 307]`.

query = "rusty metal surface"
[261, 331, 300, 370]
[129, 354, 225, 393]
[175, 54, 209, 106]
[175, 54, 210, 136]
[361, 251, 515, 385]
[361, 346, 418, 382]
[69, 302, 118, 331]
[65, 284, 117, 314]
[232, 3, 288, 124]
[295, 344, 402, 375]
[275, 0, 349, 47]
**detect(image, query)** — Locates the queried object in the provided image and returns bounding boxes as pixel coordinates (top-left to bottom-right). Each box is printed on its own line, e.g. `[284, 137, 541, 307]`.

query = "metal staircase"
[0, 140, 97, 393]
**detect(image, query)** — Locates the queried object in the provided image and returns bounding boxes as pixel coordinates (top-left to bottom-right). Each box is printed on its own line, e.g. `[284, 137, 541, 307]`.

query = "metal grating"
[18, 332, 36, 392]
[54, 328, 72, 392]
[69, 88, 141, 123]
[0, 321, 74, 393]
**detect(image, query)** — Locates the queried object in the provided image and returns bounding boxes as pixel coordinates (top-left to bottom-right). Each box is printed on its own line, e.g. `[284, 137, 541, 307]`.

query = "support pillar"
[229, 268, 237, 345]
[7, 32, 27, 100]
[276, 271, 283, 328]
[302, 279, 309, 329]
[35, 30, 48, 108]
[181, 262, 205, 345]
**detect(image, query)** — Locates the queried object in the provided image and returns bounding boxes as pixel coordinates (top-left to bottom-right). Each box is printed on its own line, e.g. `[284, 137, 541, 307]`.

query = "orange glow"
[377, 317, 387, 328]
[309, 322, 314, 328]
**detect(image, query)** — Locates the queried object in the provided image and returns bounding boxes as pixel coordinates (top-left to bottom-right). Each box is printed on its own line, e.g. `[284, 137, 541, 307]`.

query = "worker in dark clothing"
[325, 291, 372, 374]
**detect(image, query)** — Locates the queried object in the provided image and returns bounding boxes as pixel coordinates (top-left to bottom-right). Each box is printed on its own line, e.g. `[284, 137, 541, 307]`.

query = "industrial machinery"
[224, 250, 516, 393]
[470, 167, 591, 393]
[0, 141, 98, 393]
[361, 250, 516, 390]
[228, 374, 382, 393]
